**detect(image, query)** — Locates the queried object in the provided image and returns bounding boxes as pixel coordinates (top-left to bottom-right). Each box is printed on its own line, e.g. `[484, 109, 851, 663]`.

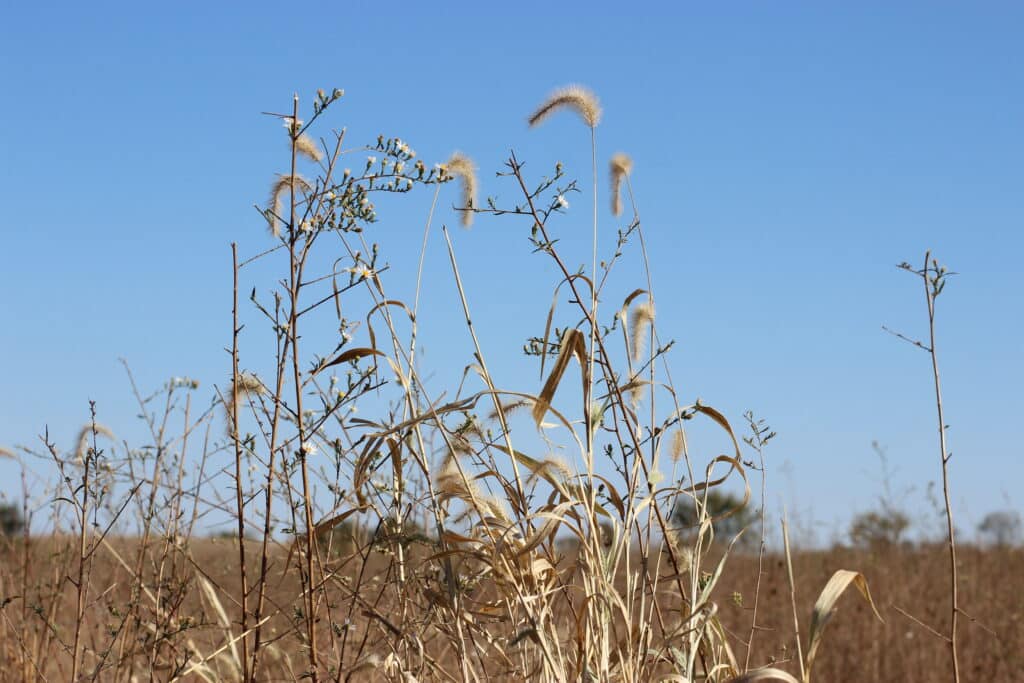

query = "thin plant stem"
[782, 512, 805, 682]
[921, 250, 960, 683]
[230, 242, 251, 682]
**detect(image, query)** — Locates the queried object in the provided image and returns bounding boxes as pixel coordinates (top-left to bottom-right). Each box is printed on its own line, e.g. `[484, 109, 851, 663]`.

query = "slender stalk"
[744, 416, 770, 671]
[230, 241, 251, 682]
[781, 512, 805, 682]
[921, 250, 960, 683]
[286, 94, 320, 682]
[587, 124, 598, 470]
[70, 430, 90, 683]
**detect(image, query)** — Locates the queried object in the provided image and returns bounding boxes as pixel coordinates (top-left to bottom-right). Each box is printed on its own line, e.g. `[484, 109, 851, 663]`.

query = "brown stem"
[287, 94, 320, 682]
[230, 242, 252, 682]
[922, 250, 960, 683]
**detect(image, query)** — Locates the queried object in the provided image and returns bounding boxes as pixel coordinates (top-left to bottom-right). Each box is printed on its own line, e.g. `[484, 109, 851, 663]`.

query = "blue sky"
[2, 2, 1022, 541]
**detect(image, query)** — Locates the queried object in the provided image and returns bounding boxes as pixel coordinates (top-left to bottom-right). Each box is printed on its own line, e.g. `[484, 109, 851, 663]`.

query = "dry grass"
[1, 536, 1019, 681]
[0, 86, 1010, 682]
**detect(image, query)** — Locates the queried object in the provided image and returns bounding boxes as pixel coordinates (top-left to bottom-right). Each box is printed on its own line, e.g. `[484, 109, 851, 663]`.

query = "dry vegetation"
[0, 86, 1018, 682]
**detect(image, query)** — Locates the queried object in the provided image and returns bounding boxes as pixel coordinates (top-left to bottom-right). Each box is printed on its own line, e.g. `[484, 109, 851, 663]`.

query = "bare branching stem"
[230, 242, 252, 682]
[889, 250, 961, 682]
[287, 94, 321, 682]
[920, 250, 961, 683]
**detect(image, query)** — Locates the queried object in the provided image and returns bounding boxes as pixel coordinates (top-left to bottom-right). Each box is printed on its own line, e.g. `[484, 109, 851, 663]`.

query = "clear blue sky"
[2, 2, 1022, 542]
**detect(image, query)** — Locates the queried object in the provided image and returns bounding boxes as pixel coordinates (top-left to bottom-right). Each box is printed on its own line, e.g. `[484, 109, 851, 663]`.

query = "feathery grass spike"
[266, 173, 312, 237]
[75, 423, 116, 462]
[528, 84, 602, 128]
[295, 134, 323, 163]
[445, 151, 477, 227]
[610, 152, 633, 216]
[629, 301, 654, 364]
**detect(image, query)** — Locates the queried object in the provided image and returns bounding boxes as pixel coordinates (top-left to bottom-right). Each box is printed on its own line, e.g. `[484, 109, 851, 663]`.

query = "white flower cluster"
[394, 138, 415, 157]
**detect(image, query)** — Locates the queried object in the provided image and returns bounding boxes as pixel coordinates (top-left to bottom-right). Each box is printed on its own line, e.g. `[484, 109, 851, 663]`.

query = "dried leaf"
[804, 569, 883, 681]
[314, 347, 383, 374]
[532, 328, 587, 427]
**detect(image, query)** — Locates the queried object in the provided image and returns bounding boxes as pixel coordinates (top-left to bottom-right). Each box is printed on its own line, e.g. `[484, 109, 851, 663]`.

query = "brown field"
[1, 533, 1019, 682]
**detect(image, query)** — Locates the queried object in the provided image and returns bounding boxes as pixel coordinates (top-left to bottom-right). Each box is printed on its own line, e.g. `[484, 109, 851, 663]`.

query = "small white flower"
[366, 156, 377, 166]
[332, 88, 344, 98]
[556, 195, 569, 209]
[406, 178, 414, 189]
[301, 442, 317, 456]
[299, 220, 313, 232]
[343, 168, 351, 177]
[325, 191, 336, 201]
[394, 161, 404, 174]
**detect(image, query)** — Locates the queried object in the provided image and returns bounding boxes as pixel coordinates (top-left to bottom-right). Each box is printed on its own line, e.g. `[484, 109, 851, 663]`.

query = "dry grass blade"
[693, 403, 744, 459]
[313, 507, 366, 538]
[314, 346, 384, 374]
[532, 328, 588, 426]
[803, 569, 883, 682]
[490, 445, 570, 496]
[197, 575, 242, 678]
[728, 667, 800, 683]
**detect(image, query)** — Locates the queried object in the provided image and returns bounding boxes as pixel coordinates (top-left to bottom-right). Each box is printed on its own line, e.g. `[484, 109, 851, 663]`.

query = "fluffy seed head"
[528, 85, 602, 129]
[226, 373, 264, 433]
[670, 429, 686, 463]
[295, 134, 323, 163]
[75, 423, 116, 462]
[436, 460, 509, 523]
[610, 152, 634, 216]
[629, 301, 655, 364]
[445, 151, 477, 228]
[266, 173, 312, 237]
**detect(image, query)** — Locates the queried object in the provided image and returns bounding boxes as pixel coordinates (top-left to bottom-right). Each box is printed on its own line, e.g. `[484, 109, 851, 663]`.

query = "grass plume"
[445, 151, 477, 227]
[528, 84, 602, 128]
[266, 173, 312, 237]
[629, 300, 654, 364]
[74, 423, 116, 462]
[295, 134, 323, 163]
[610, 152, 633, 216]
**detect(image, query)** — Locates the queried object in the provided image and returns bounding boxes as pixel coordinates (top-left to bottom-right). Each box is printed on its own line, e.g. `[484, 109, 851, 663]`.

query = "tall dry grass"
[0, 86, 1004, 682]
